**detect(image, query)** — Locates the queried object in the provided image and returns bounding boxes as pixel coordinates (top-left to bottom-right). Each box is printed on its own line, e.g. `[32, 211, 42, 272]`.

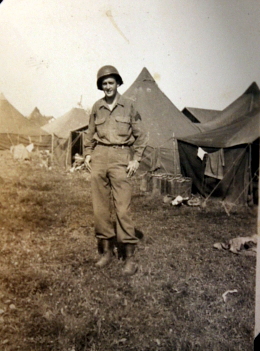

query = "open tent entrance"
[178, 140, 259, 207]
[177, 82, 260, 209]
[42, 108, 90, 168]
[70, 126, 88, 166]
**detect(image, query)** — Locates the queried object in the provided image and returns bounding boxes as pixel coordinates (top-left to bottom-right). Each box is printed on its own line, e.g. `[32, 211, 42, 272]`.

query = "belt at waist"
[96, 143, 130, 149]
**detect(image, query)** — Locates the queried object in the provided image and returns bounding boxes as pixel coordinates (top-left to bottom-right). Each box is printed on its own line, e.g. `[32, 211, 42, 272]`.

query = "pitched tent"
[123, 67, 200, 174]
[28, 107, 54, 127]
[177, 83, 260, 206]
[182, 107, 221, 124]
[0, 93, 51, 150]
[42, 107, 89, 167]
[196, 82, 259, 132]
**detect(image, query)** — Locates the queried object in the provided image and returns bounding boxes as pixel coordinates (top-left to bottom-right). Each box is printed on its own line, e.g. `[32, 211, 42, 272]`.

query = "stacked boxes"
[150, 173, 192, 198]
[166, 175, 192, 198]
[131, 173, 192, 198]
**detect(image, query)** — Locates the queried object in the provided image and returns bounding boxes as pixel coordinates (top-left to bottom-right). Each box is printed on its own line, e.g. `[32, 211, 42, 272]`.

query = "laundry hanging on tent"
[197, 147, 207, 160]
[204, 148, 225, 180]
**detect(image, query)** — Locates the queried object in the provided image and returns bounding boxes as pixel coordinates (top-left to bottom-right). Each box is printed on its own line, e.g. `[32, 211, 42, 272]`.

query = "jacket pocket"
[115, 116, 131, 136]
[94, 116, 106, 137]
[94, 116, 106, 125]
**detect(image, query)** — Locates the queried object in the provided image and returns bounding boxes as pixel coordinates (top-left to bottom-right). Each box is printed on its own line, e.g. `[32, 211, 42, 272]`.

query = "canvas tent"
[43, 68, 199, 171]
[182, 107, 221, 124]
[196, 82, 259, 132]
[0, 93, 51, 150]
[177, 83, 260, 206]
[28, 107, 54, 127]
[123, 67, 200, 174]
[42, 107, 89, 167]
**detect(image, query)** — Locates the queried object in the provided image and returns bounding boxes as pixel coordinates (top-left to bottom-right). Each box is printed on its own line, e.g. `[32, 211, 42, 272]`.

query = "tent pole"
[172, 133, 180, 176]
[51, 134, 54, 166]
[66, 133, 71, 169]
[248, 144, 253, 205]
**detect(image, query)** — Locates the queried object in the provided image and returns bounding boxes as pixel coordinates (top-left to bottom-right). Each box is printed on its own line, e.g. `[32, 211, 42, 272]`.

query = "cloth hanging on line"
[204, 149, 225, 180]
[197, 147, 207, 160]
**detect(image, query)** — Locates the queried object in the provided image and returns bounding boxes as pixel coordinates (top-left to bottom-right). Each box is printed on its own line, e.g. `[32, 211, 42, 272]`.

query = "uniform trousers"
[90, 144, 138, 244]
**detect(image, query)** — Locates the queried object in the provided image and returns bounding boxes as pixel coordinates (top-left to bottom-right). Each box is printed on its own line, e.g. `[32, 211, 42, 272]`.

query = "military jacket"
[84, 94, 148, 161]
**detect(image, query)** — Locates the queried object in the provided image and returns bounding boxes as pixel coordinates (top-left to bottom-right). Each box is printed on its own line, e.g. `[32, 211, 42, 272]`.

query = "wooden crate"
[131, 174, 149, 195]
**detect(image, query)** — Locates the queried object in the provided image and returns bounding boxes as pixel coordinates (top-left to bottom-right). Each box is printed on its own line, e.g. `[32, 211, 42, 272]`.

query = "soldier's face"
[101, 77, 119, 99]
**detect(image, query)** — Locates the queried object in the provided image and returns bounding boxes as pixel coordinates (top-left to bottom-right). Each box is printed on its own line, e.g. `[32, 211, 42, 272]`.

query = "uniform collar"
[98, 94, 125, 109]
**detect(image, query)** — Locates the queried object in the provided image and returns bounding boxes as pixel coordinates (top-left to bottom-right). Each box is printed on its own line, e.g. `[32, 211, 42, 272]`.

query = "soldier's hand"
[84, 155, 92, 172]
[126, 160, 139, 177]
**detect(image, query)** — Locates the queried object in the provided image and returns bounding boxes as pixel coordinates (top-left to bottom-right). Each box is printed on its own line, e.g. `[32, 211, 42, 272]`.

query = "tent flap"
[178, 141, 252, 204]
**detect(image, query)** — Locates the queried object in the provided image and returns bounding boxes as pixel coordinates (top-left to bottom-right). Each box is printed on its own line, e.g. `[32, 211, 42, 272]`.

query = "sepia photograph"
[0, 0, 259, 350]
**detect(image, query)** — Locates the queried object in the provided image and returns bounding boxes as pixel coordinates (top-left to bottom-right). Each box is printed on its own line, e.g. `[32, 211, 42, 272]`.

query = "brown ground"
[0, 150, 257, 351]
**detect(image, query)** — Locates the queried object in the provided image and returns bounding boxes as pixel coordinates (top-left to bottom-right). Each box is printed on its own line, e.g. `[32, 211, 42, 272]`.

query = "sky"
[0, 0, 259, 118]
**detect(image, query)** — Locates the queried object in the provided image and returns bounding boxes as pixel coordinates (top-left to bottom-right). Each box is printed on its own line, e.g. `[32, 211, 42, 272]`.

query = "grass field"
[0, 150, 257, 351]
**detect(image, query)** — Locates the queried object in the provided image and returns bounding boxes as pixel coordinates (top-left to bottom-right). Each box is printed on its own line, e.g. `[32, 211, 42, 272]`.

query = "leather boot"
[95, 239, 112, 268]
[122, 244, 138, 276]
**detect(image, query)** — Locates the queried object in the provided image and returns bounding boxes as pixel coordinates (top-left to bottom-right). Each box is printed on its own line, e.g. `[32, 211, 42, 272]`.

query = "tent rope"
[222, 167, 259, 215]
[201, 144, 250, 206]
[70, 133, 81, 148]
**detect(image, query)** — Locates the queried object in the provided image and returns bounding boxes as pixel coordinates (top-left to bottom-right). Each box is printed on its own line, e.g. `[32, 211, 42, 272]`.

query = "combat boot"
[95, 239, 113, 268]
[122, 244, 138, 276]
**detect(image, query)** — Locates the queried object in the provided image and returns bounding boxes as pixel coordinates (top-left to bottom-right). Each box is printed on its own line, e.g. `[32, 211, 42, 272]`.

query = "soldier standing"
[84, 65, 148, 275]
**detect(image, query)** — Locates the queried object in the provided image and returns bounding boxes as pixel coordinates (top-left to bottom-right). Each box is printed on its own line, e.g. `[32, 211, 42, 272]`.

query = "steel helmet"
[96, 65, 123, 90]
